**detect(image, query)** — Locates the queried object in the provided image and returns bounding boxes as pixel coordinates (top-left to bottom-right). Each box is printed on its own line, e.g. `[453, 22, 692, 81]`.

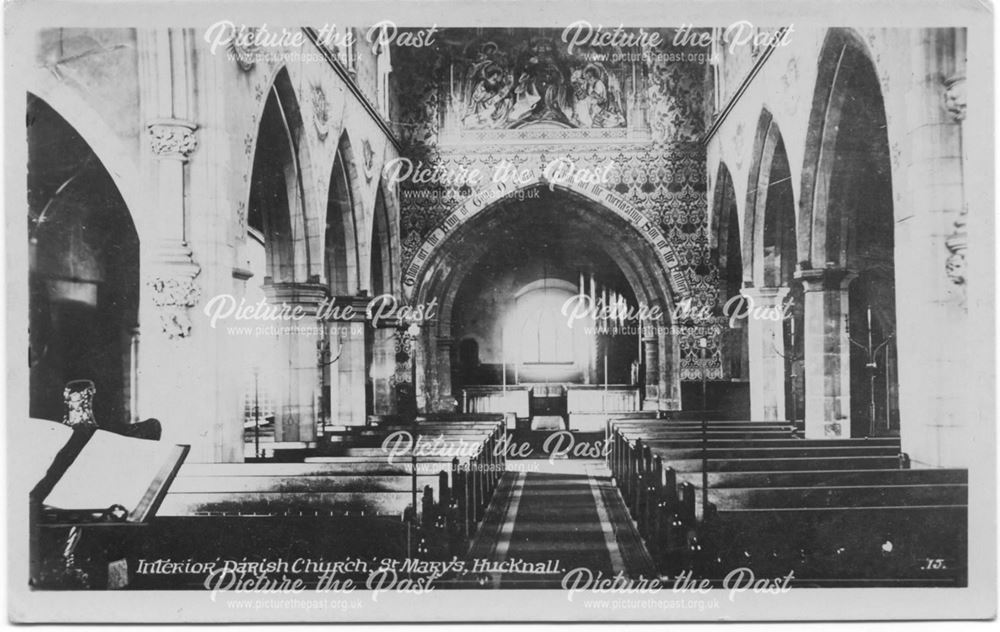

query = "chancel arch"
[742, 110, 803, 423]
[27, 94, 140, 431]
[799, 28, 898, 438]
[410, 183, 683, 423]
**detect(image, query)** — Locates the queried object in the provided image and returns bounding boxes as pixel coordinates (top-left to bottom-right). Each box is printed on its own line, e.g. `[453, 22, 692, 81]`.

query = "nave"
[23, 24, 980, 596]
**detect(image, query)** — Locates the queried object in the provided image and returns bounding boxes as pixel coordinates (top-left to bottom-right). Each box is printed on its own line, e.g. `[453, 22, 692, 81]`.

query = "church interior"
[23, 25, 981, 591]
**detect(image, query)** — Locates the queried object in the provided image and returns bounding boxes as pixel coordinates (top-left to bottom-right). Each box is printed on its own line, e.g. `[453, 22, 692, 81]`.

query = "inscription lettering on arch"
[403, 179, 692, 300]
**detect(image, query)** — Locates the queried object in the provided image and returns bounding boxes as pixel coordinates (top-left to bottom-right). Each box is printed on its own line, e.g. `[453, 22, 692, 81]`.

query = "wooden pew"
[608, 422, 802, 506]
[608, 421, 967, 586]
[340, 419, 507, 511]
[696, 479, 968, 585]
[161, 419, 505, 569]
[310, 418, 506, 537]
[622, 433, 903, 530]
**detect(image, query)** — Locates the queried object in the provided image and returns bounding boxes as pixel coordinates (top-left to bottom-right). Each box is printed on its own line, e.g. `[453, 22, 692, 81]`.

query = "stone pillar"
[797, 269, 854, 438]
[328, 296, 369, 427]
[741, 286, 789, 422]
[893, 29, 971, 467]
[658, 321, 683, 410]
[263, 282, 327, 442]
[641, 331, 659, 408]
[429, 338, 456, 412]
[370, 325, 397, 415]
[135, 28, 243, 462]
[412, 326, 427, 413]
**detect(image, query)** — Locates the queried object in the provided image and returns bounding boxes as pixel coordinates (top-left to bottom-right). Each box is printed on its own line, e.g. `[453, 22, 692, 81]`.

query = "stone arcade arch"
[365, 185, 398, 417]
[742, 110, 803, 423]
[799, 29, 898, 438]
[27, 94, 141, 430]
[710, 163, 752, 418]
[408, 181, 688, 414]
[321, 132, 369, 428]
[242, 67, 319, 445]
[711, 162, 749, 384]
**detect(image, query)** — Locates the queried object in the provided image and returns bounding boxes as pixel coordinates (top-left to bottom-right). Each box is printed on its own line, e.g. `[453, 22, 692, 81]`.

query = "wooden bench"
[161, 419, 506, 566]
[697, 480, 967, 585]
[608, 421, 967, 586]
[608, 423, 803, 501]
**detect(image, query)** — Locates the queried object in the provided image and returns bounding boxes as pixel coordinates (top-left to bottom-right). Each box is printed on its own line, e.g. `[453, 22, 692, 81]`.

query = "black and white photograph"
[5, 0, 996, 622]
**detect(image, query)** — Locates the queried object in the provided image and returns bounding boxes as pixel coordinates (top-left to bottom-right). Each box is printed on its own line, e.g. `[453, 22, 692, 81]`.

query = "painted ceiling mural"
[455, 35, 628, 130]
[390, 28, 723, 379]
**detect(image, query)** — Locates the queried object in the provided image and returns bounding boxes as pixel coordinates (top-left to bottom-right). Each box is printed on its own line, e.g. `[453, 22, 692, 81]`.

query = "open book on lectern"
[27, 418, 189, 524]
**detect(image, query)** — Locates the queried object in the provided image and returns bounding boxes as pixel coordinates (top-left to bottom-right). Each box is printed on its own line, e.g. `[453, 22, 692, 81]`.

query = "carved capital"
[943, 76, 967, 123]
[146, 119, 199, 160]
[795, 268, 857, 292]
[147, 268, 202, 339]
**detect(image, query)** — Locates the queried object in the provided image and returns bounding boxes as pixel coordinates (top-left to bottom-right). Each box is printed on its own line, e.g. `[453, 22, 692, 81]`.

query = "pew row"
[605, 417, 968, 586]
[156, 418, 508, 578]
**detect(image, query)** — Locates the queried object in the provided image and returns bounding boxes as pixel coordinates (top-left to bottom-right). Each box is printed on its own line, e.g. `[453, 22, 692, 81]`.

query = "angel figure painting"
[570, 63, 626, 128]
[456, 36, 628, 130]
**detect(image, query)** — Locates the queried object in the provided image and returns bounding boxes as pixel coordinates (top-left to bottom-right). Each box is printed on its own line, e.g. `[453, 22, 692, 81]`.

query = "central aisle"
[460, 459, 656, 588]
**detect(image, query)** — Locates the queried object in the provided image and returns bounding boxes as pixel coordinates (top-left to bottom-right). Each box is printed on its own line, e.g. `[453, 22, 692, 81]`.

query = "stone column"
[893, 29, 971, 467]
[429, 338, 456, 412]
[658, 321, 683, 410]
[641, 330, 659, 409]
[328, 296, 369, 427]
[741, 286, 789, 422]
[263, 282, 328, 442]
[134, 28, 246, 462]
[797, 269, 854, 438]
[370, 325, 397, 415]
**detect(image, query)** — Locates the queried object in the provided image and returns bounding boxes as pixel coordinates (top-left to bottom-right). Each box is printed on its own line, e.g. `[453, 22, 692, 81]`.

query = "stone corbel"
[943, 76, 967, 123]
[146, 119, 199, 161]
[147, 264, 202, 339]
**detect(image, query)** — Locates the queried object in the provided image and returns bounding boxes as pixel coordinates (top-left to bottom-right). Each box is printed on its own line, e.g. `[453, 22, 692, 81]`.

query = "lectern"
[27, 418, 189, 589]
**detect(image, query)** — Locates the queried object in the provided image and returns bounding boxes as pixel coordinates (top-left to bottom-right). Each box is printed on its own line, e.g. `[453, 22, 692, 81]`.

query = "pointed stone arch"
[246, 66, 314, 284]
[325, 131, 363, 295]
[405, 178, 691, 305]
[24, 80, 143, 237]
[744, 108, 798, 288]
[407, 181, 687, 414]
[711, 162, 750, 387]
[27, 94, 141, 429]
[798, 28, 898, 438]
